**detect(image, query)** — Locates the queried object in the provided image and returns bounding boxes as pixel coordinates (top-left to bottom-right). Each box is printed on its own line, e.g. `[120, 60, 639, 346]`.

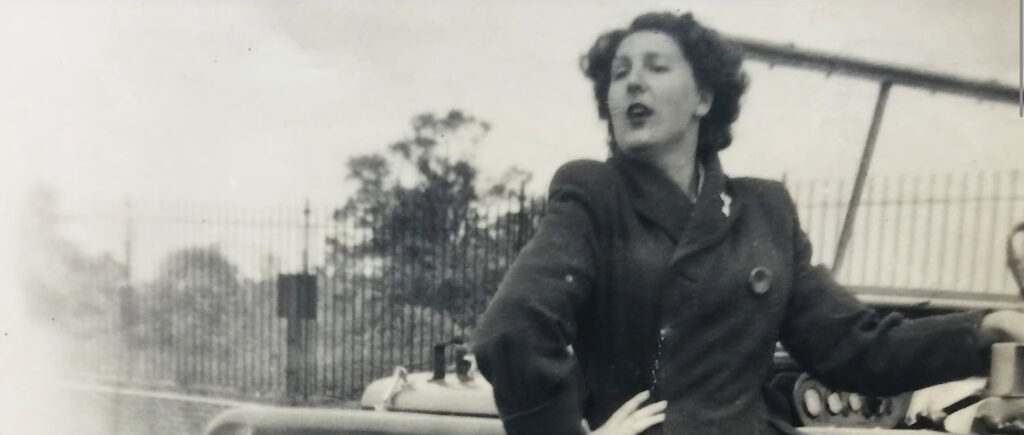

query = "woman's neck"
[649, 130, 700, 200]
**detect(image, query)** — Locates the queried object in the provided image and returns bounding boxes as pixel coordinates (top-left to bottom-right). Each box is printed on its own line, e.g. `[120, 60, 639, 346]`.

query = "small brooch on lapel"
[720, 192, 732, 217]
[748, 266, 772, 296]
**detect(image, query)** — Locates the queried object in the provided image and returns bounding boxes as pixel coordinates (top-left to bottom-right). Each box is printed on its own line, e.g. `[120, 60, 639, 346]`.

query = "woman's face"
[607, 31, 711, 157]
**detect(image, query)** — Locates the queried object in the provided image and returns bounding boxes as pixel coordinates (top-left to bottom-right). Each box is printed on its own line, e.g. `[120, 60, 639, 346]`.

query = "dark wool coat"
[472, 155, 990, 435]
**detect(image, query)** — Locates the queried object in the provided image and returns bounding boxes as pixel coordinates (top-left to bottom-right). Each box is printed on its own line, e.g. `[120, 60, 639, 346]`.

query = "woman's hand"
[584, 390, 667, 435]
[981, 310, 1024, 344]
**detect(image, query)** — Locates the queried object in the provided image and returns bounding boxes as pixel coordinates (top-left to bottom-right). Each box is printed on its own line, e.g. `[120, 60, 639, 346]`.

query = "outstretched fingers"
[605, 390, 651, 426]
[591, 391, 668, 435]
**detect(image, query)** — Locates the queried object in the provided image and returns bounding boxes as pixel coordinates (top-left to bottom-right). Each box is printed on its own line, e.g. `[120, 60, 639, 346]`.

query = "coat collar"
[608, 153, 743, 266]
[608, 155, 695, 241]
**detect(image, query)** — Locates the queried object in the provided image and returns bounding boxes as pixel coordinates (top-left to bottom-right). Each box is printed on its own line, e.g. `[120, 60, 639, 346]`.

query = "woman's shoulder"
[548, 159, 623, 197]
[545, 160, 626, 223]
[728, 176, 797, 214]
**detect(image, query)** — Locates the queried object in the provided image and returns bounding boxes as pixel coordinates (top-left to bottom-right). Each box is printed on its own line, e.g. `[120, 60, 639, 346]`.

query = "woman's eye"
[650, 64, 669, 73]
[611, 68, 628, 80]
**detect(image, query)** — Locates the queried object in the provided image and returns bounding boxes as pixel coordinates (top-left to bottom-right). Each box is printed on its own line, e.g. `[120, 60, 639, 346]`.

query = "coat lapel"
[608, 156, 693, 243]
[669, 155, 743, 271]
[608, 154, 743, 272]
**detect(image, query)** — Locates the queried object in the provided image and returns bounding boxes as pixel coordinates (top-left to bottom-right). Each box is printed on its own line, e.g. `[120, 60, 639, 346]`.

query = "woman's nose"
[626, 80, 643, 96]
[626, 80, 645, 95]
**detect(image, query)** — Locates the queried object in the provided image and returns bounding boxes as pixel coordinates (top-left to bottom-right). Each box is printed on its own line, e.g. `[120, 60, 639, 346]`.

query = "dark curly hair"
[580, 12, 748, 157]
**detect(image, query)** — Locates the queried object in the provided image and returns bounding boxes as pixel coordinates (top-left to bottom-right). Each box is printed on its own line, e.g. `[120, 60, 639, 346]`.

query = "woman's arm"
[778, 189, 991, 396]
[472, 162, 608, 435]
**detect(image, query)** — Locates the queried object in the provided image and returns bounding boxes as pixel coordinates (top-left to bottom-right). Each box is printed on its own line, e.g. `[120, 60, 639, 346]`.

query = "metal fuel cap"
[748, 266, 772, 295]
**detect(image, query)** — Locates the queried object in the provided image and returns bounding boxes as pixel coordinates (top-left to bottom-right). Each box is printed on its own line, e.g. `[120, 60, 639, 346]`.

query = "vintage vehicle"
[203, 36, 1023, 435]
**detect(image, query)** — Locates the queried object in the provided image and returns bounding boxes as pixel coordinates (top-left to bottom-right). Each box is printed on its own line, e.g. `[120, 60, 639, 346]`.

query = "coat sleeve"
[777, 186, 991, 396]
[471, 161, 608, 435]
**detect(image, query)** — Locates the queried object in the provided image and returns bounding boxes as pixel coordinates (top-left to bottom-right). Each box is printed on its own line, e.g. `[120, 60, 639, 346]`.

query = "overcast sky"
[3, 0, 1021, 213]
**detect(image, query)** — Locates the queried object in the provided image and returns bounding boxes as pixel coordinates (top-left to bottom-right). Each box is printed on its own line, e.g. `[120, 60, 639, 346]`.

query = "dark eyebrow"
[643, 52, 667, 62]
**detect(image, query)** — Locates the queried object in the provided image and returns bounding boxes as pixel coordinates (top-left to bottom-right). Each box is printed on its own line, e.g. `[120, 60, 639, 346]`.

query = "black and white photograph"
[1, 1, 1023, 434]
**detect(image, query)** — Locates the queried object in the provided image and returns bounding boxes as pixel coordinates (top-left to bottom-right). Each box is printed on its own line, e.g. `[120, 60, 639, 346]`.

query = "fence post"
[284, 201, 317, 404]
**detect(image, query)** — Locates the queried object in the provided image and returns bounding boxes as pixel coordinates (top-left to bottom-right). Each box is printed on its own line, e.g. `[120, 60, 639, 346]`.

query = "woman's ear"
[695, 89, 714, 117]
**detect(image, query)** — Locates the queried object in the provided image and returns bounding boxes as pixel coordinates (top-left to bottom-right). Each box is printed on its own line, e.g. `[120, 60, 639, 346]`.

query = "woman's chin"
[619, 142, 656, 158]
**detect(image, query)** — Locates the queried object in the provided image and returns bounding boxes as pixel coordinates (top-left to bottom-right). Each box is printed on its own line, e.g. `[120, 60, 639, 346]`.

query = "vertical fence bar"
[260, 208, 268, 395]
[890, 176, 905, 287]
[431, 202, 440, 364]
[1008, 171, 1021, 291]
[815, 179, 828, 263]
[331, 211, 340, 396]
[238, 206, 244, 392]
[222, 204, 229, 390]
[834, 178, 846, 278]
[802, 179, 816, 260]
[792, 180, 803, 237]
[875, 176, 889, 286]
[268, 206, 276, 396]
[938, 175, 953, 289]
[184, 203, 192, 388]
[174, 206, 183, 388]
[343, 210, 353, 397]
[239, 208, 247, 393]
[213, 207, 220, 388]
[270, 205, 278, 396]
[859, 180, 874, 285]
[905, 177, 920, 288]
[463, 206, 473, 330]
[445, 204, 454, 343]
[242, 207, 249, 393]
[327, 210, 336, 398]
[968, 172, 985, 291]
[281, 204, 290, 396]
[922, 175, 937, 289]
[374, 203, 385, 380]
[385, 199, 395, 374]
[266, 206, 273, 396]
[506, 196, 514, 279]
[346, 208, 355, 397]
[408, 202, 417, 370]
[402, 203, 410, 367]
[986, 172, 1003, 292]
[952, 173, 969, 290]
[123, 199, 132, 382]
[266, 206, 274, 396]
[275, 204, 284, 395]
[164, 203, 172, 385]
[256, 208, 265, 395]
[195, 204, 204, 388]
[211, 205, 218, 389]
[360, 205, 370, 391]
[470, 208, 480, 329]
[482, 205, 492, 329]
[302, 201, 312, 400]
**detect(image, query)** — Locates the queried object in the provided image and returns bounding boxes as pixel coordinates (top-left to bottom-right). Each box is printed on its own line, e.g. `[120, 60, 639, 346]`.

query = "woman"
[472, 12, 1024, 435]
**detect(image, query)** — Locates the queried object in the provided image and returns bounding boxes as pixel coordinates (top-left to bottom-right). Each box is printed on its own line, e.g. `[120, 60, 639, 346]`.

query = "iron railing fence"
[53, 194, 544, 402]
[40, 170, 1024, 403]
[787, 170, 1023, 294]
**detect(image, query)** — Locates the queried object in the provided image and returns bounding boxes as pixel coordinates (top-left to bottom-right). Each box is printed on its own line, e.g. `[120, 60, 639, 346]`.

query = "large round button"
[748, 266, 772, 295]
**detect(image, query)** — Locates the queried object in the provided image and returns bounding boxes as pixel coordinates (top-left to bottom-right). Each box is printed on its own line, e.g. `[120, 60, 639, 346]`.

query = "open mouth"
[626, 103, 653, 122]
